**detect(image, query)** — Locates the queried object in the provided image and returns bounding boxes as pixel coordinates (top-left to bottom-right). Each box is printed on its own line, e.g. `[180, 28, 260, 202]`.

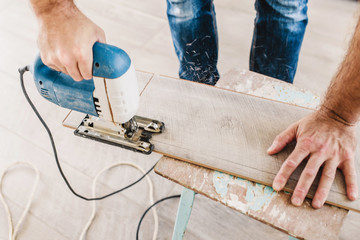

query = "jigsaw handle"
[32, 42, 139, 123]
[92, 42, 132, 79]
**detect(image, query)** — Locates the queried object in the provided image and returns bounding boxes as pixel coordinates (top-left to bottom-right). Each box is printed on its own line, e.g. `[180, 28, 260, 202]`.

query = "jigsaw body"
[32, 42, 164, 154]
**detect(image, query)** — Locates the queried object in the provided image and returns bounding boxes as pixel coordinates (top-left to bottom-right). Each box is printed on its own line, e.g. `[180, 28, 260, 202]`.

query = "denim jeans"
[167, 0, 308, 84]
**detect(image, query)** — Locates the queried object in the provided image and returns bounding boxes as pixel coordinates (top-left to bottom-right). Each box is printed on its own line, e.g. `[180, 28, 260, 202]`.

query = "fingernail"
[273, 182, 281, 191]
[313, 199, 321, 208]
[292, 197, 302, 206]
[350, 192, 358, 200]
[267, 142, 276, 153]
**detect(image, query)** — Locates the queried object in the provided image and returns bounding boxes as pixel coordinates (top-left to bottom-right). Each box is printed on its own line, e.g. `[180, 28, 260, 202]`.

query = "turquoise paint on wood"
[273, 85, 319, 106]
[174, 177, 297, 240]
[213, 171, 231, 198]
[244, 182, 276, 211]
[288, 235, 299, 240]
[172, 188, 196, 240]
[213, 171, 278, 211]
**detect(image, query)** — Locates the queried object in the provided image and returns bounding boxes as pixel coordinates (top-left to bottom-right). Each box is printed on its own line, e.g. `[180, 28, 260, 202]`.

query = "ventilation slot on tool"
[40, 88, 52, 100]
[93, 97, 102, 114]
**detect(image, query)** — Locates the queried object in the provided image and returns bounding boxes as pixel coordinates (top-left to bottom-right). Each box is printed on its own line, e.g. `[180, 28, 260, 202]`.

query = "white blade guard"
[93, 64, 139, 124]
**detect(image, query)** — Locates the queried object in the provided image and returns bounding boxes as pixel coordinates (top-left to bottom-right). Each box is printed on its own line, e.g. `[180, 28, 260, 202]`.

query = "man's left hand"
[267, 109, 358, 208]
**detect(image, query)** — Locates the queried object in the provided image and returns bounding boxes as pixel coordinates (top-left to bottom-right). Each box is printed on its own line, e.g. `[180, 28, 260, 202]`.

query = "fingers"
[341, 159, 358, 201]
[312, 160, 338, 208]
[268, 111, 357, 209]
[78, 49, 93, 80]
[48, 60, 68, 75]
[291, 153, 325, 206]
[48, 64, 61, 72]
[267, 123, 297, 155]
[42, 49, 93, 81]
[64, 61, 83, 82]
[272, 142, 310, 191]
[42, 53, 68, 75]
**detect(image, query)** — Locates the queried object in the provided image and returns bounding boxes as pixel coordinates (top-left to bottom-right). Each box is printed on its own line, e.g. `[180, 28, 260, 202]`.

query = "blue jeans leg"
[167, 0, 219, 85]
[250, 0, 308, 83]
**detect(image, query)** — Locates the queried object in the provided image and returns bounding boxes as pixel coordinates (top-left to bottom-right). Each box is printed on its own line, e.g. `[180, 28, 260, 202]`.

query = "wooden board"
[217, 68, 321, 110]
[64, 73, 360, 212]
[154, 68, 348, 240]
[154, 68, 348, 239]
[155, 157, 347, 240]
[140, 75, 360, 212]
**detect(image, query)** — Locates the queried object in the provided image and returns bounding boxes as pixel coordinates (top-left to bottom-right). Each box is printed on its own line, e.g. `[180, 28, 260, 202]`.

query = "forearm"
[321, 18, 360, 125]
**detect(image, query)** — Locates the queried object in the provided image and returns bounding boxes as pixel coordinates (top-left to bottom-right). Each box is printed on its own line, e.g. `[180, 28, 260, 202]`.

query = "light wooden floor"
[1, 0, 360, 239]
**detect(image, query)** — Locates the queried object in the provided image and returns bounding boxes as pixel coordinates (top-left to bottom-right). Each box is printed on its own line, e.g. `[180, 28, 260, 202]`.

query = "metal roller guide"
[74, 115, 165, 154]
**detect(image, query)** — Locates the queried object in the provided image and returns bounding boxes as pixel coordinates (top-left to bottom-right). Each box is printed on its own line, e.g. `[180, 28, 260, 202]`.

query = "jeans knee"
[260, 0, 308, 22]
[167, 0, 213, 20]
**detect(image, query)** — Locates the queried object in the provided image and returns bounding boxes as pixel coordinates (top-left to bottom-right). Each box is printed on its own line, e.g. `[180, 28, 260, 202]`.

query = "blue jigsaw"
[31, 42, 164, 154]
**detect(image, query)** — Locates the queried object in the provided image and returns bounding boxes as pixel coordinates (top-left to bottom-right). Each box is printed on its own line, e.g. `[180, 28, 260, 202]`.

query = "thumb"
[267, 123, 297, 155]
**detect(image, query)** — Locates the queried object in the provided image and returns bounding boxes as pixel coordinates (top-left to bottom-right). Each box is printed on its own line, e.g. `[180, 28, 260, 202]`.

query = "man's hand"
[35, 2, 105, 81]
[267, 108, 358, 208]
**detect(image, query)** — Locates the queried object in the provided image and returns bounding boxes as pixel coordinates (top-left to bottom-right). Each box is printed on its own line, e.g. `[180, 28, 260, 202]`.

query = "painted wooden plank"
[172, 188, 195, 240]
[155, 157, 347, 240]
[217, 68, 321, 109]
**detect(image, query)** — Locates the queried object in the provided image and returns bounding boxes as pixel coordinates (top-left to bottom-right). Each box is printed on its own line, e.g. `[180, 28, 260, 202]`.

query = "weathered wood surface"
[155, 68, 348, 240]
[218, 68, 321, 109]
[64, 70, 360, 212]
[155, 157, 347, 240]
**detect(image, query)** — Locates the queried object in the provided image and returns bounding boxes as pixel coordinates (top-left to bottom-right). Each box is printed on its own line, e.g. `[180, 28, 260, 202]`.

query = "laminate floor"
[1, 0, 360, 239]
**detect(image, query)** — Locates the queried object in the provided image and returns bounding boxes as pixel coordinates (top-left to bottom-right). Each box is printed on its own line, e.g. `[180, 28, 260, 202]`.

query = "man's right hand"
[36, 2, 106, 81]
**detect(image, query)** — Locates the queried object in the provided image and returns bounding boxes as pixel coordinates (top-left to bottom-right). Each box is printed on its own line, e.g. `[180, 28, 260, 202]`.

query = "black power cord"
[20, 66, 186, 240]
[19, 66, 157, 201]
[136, 194, 181, 240]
